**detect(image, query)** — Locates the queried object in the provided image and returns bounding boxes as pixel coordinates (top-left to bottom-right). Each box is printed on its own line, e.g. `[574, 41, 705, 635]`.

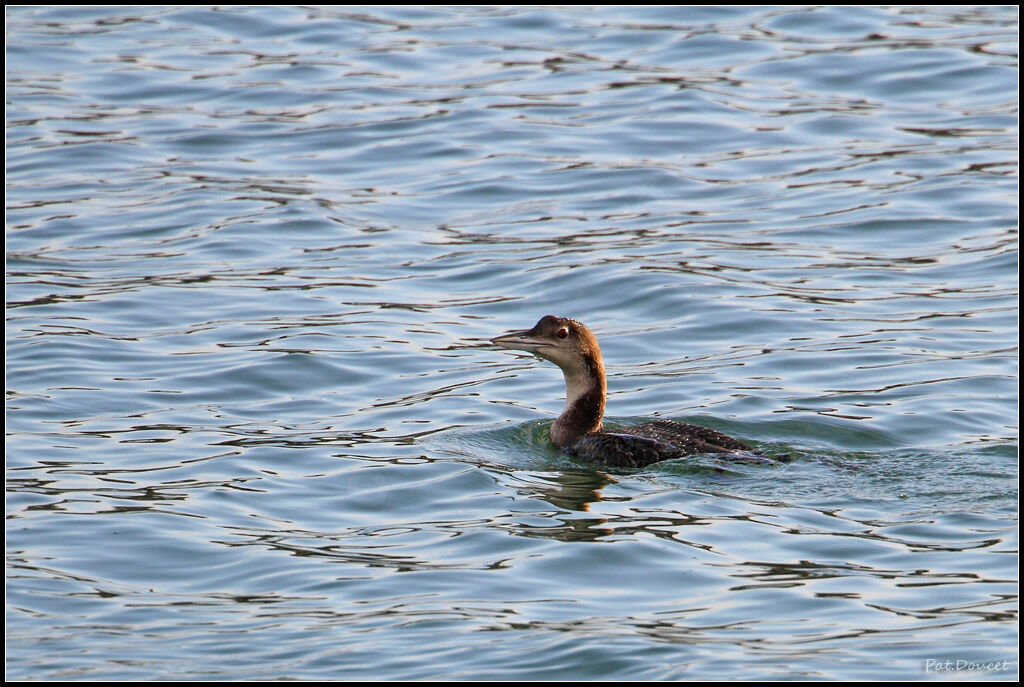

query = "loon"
[491, 315, 758, 468]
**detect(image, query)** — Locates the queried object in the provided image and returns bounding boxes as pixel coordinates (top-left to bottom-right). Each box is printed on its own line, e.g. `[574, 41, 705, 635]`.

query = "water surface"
[6, 5, 1018, 681]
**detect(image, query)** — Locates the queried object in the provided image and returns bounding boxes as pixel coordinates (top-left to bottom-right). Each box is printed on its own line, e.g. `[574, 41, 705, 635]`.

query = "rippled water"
[6, 5, 1018, 681]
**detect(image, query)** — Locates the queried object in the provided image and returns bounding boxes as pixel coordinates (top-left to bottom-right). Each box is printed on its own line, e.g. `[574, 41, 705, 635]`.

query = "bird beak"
[491, 328, 549, 352]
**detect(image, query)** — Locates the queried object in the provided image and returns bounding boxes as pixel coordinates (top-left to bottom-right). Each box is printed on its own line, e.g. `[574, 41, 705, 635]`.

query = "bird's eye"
[556, 327, 568, 339]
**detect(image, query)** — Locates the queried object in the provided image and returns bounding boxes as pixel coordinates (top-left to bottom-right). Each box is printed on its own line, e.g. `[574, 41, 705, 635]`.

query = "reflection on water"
[6, 4, 1018, 682]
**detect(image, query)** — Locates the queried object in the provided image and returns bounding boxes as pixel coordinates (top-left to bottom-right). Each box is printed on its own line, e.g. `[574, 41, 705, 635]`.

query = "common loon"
[491, 315, 758, 468]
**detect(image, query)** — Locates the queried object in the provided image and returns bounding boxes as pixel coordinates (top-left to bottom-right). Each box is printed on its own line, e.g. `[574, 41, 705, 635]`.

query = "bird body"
[492, 315, 759, 468]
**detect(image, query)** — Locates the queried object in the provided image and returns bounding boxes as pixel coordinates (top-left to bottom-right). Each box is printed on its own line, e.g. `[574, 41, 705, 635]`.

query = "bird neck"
[550, 353, 606, 448]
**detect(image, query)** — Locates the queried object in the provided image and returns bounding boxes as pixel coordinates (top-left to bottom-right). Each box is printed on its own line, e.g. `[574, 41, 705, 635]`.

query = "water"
[5, 5, 1018, 681]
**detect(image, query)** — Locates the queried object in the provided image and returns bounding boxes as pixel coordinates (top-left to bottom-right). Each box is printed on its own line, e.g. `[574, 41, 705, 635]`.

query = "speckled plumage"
[565, 419, 761, 468]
